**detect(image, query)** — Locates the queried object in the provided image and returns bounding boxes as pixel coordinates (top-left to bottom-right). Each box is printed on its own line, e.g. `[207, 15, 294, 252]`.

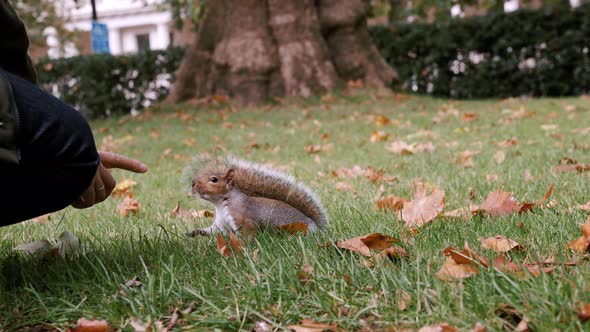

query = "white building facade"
[56, 0, 172, 57]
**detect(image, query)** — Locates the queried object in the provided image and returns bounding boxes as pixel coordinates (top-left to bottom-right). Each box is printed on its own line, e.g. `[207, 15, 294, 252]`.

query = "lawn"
[2, 90, 590, 331]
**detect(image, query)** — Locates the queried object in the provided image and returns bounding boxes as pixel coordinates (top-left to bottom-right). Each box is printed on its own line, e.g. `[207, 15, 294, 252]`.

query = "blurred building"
[44, 0, 195, 59]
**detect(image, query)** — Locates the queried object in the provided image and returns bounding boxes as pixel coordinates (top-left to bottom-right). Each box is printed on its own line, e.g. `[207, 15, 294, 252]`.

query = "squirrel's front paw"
[187, 229, 209, 237]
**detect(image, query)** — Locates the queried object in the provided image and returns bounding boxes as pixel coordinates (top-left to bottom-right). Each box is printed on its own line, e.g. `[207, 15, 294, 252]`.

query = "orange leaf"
[111, 179, 137, 198]
[370, 130, 390, 143]
[480, 236, 524, 253]
[117, 197, 139, 217]
[336, 233, 398, 257]
[578, 303, 590, 322]
[477, 190, 520, 218]
[437, 243, 486, 281]
[568, 215, 590, 253]
[375, 195, 406, 212]
[278, 222, 309, 235]
[216, 232, 244, 257]
[519, 184, 554, 213]
[399, 188, 445, 227]
[70, 318, 110, 332]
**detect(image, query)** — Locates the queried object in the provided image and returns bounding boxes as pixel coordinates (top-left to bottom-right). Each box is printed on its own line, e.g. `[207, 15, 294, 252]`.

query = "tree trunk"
[167, 0, 399, 105]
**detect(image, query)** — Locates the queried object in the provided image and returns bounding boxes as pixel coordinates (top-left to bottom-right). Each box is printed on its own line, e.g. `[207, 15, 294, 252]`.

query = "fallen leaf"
[375, 246, 409, 262]
[70, 318, 110, 332]
[494, 304, 530, 332]
[111, 179, 137, 197]
[437, 243, 488, 281]
[519, 184, 554, 213]
[554, 158, 590, 173]
[336, 233, 399, 257]
[253, 321, 273, 332]
[568, 215, 590, 253]
[216, 232, 244, 257]
[287, 319, 344, 332]
[480, 236, 523, 253]
[456, 150, 476, 168]
[462, 112, 477, 122]
[395, 289, 411, 311]
[299, 264, 314, 285]
[170, 202, 214, 220]
[399, 188, 445, 227]
[471, 322, 486, 332]
[575, 200, 590, 212]
[278, 222, 309, 235]
[478, 190, 520, 218]
[335, 182, 355, 192]
[374, 115, 390, 126]
[442, 204, 479, 221]
[523, 169, 534, 182]
[387, 140, 435, 155]
[495, 150, 506, 164]
[118, 197, 140, 217]
[365, 166, 397, 183]
[375, 195, 406, 212]
[370, 130, 390, 143]
[578, 303, 590, 322]
[418, 323, 460, 332]
[124, 277, 143, 288]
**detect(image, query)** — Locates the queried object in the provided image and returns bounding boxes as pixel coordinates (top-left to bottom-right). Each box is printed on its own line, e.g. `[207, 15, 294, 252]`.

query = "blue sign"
[91, 21, 110, 54]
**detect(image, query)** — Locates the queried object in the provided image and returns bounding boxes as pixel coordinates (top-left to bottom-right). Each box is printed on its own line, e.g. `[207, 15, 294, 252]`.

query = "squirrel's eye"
[210, 176, 218, 183]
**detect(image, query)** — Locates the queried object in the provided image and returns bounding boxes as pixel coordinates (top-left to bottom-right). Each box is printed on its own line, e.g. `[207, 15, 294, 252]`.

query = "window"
[136, 33, 150, 52]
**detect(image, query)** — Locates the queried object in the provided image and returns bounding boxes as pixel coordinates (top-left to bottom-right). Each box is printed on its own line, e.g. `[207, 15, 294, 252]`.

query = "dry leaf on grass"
[494, 304, 531, 332]
[387, 140, 435, 155]
[111, 179, 137, 197]
[299, 264, 314, 285]
[442, 204, 479, 221]
[437, 243, 488, 281]
[578, 303, 590, 322]
[216, 232, 244, 257]
[495, 150, 506, 163]
[471, 322, 486, 332]
[118, 197, 140, 217]
[370, 130, 390, 142]
[375, 195, 406, 212]
[418, 323, 460, 332]
[568, 215, 590, 253]
[554, 158, 590, 173]
[480, 236, 524, 253]
[288, 318, 344, 332]
[336, 233, 399, 257]
[456, 150, 477, 168]
[70, 318, 110, 332]
[395, 289, 411, 311]
[399, 188, 445, 228]
[518, 184, 554, 213]
[477, 190, 520, 218]
[170, 202, 214, 220]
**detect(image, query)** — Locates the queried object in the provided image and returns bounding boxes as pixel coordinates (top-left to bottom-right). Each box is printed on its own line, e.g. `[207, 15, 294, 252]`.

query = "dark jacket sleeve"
[0, 0, 37, 84]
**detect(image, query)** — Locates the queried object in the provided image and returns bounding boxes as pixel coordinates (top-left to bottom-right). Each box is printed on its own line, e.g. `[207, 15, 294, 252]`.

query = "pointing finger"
[99, 151, 148, 173]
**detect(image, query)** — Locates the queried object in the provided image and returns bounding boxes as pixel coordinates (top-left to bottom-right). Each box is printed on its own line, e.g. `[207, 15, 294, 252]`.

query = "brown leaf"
[287, 318, 344, 332]
[477, 190, 520, 218]
[480, 236, 524, 253]
[578, 303, 590, 322]
[118, 197, 140, 217]
[335, 181, 355, 192]
[418, 323, 460, 332]
[443, 242, 489, 267]
[436, 243, 487, 282]
[377, 246, 409, 260]
[456, 150, 476, 168]
[575, 200, 590, 212]
[492, 255, 560, 277]
[471, 322, 486, 332]
[395, 289, 411, 311]
[442, 203, 479, 221]
[170, 202, 214, 220]
[299, 264, 314, 285]
[554, 158, 590, 173]
[568, 215, 590, 253]
[399, 188, 445, 227]
[375, 195, 406, 212]
[278, 222, 309, 235]
[494, 304, 530, 332]
[70, 318, 110, 332]
[336, 233, 399, 257]
[111, 179, 137, 197]
[216, 232, 244, 257]
[365, 166, 397, 183]
[387, 140, 435, 155]
[462, 112, 477, 122]
[370, 130, 390, 143]
[519, 184, 554, 213]
[494, 150, 506, 164]
[374, 115, 390, 126]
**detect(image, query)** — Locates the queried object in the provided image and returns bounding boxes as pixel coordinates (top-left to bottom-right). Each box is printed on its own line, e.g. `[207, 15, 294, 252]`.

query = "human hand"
[71, 151, 148, 209]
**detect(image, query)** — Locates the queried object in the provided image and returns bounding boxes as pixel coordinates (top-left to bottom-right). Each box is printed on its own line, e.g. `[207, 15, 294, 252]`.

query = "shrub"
[36, 47, 185, 117]
[370, 4, 590, 98]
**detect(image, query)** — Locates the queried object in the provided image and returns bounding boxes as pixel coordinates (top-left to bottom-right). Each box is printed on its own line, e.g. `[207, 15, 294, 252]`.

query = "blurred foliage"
[370, 3, 590, 98]
[13, 0, 78, 53]
[36, 47, 186, 118]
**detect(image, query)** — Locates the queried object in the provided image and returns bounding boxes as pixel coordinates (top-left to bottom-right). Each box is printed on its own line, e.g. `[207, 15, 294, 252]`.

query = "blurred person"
[0, 0, 148, 226]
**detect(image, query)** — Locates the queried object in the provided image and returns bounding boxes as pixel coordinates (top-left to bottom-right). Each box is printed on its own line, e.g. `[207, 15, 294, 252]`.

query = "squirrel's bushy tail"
[187, 154, 328, 228]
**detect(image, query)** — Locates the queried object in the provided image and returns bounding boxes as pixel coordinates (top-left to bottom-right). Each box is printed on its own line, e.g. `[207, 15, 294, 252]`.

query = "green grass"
[2, 90, 590, 331]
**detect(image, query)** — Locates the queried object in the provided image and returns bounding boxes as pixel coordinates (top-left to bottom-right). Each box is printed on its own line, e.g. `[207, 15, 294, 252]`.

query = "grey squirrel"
[185, 154, 328, 235]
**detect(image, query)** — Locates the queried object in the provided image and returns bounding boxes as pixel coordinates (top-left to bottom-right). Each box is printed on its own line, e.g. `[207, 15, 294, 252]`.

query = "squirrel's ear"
[225, 169, 235, 185]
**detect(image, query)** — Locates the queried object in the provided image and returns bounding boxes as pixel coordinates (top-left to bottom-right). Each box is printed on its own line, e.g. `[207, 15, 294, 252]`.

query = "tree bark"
[168, 0, 398, 105]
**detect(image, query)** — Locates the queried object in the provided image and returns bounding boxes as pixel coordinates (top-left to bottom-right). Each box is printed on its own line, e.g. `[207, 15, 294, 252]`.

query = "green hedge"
[370, 4, 590, 98]
[36, 47, 185, 117]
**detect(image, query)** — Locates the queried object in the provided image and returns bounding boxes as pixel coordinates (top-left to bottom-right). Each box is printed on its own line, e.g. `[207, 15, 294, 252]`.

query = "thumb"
[99, 151, 148, 173]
